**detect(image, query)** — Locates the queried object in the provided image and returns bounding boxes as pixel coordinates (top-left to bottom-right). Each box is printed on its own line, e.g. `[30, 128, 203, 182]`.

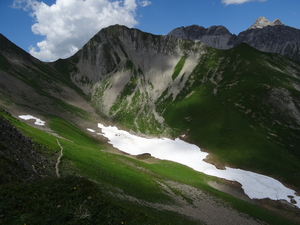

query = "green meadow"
[0, 110, 294, 225]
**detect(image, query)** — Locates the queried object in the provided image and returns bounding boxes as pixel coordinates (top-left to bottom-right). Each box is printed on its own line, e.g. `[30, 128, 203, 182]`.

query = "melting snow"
[87, 128, 96, 132]
[90, 123, 300, 208]
[19, 115, 45, 126]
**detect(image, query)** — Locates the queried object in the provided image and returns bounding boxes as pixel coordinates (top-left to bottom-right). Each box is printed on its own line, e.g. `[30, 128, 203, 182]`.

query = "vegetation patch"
[0, 176, 166, 225]
[172, 55, 187, 80]
[161, 44, 300, 187]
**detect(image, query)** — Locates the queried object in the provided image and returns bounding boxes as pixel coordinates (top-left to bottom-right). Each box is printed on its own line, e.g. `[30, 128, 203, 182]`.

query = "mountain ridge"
[168, 16, 300, 62]
[247, 16, 284, 30]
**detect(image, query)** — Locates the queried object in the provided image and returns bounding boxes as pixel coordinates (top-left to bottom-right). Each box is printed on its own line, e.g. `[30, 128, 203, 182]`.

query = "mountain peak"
[247, 16, 284, 30]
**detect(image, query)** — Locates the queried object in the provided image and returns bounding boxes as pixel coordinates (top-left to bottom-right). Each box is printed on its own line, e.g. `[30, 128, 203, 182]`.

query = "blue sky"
[0, 0, 299, 61]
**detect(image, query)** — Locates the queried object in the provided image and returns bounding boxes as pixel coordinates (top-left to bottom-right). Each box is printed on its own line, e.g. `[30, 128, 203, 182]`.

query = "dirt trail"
[55, 139, 63, 178]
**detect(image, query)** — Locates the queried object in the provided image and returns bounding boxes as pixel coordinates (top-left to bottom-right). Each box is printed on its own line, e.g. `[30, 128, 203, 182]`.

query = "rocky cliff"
[69, 25, 208, 134]
[168, 17, 300, 62]
[167, 25, 236, 49]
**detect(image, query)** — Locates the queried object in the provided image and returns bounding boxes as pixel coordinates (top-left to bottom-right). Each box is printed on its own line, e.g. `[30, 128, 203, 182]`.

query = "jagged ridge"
[69, 25, 208, 134]
[168, 16, 300, 62]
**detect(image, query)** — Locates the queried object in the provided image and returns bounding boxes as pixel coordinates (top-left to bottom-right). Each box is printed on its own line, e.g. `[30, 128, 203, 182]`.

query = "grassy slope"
[0, 110, 294, 225]
[160, 44, 300, 187]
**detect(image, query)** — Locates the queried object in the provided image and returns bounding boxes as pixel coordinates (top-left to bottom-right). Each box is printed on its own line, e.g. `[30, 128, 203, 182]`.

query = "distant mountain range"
[168, 16, 300, 62]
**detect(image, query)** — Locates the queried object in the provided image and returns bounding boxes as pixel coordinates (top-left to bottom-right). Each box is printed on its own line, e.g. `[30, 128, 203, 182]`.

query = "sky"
[0, 0, 299, 62]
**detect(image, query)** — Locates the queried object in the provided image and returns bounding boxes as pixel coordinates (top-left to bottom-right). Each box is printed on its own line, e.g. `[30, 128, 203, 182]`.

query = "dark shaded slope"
[0, 34, 96, 125]
[0, 33, 35, 63]
[0, 109, 55, 184]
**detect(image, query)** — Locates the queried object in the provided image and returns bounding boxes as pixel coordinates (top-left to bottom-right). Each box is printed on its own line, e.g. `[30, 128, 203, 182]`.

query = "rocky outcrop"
[69, 25, 207, 133]
[0, 109, 55, 183]
[168, 17, 300, 62]
[235, 21, 300, 62]
[167, 25, 236, 49]
[247, 16, 284, 30]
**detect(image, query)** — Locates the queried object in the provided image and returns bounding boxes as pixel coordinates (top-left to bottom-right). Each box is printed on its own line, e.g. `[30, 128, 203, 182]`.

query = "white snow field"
[93, 123, 300, 208]
[19, 115, 45, 126]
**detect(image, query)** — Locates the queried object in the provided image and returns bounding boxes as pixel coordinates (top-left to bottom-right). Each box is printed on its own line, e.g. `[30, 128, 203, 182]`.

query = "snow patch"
[19, 115, 45, 126]
[87, 128, 96, 132]
[95, 123, 300, 208]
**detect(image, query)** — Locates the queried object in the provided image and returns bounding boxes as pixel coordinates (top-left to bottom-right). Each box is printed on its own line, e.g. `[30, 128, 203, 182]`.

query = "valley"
[1, 19, 300, 224]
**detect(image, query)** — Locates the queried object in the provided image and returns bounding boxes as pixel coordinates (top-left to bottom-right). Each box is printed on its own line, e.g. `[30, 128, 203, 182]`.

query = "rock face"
[65, 24, 300, 136]
[247, 16, 284, 30]
[0, 110, 55, 183]
[168, 17, 300, 62]
[167, 25, 236, 49]
[69, 25, 208, 134]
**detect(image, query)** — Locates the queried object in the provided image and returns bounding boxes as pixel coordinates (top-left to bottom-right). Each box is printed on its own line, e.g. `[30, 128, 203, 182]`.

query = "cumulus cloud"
[13, 0, 148, 61]
[222, 0, 267, 5]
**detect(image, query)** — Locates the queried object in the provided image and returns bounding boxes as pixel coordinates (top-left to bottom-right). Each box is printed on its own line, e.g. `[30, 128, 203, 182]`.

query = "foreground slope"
[2, 107, 299, 224]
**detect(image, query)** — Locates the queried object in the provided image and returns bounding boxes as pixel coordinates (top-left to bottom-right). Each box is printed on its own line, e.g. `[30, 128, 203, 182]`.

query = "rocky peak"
[0, 33, 39, 64]
[247, 16, 284, 30]
[167, 25, 235, 49]
[168, 25, 232, 40]
[168, 17, 300, 62]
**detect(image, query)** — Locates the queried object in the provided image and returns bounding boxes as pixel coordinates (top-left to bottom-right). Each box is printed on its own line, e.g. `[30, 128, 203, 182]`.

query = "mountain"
[166, 25, 236, 49]
[0, 33, 99, 129]
[168, 16, 300, 62]
[1, 23, 300, 224]
[54, 24, 300, 190]
[247, 16, 284, 29]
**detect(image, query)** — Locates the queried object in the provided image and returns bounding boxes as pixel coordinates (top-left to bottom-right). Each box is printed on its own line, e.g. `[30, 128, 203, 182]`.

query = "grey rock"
[168, 25, 236, 49]
[0, 109, 55, 183]
[168, 17, 300, 62]
[247, 16, 284, 30]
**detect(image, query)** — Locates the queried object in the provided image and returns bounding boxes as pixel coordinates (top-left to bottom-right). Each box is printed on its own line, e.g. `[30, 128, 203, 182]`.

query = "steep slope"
[167, 25, 236, 49]
[0, 109, 55, 183]
[66, 25, 300, 189]
[0, 34, 96, 126]
[159, 44, 300, 186]
[68, 25, 208, 134]
[168, 17, 300, 63]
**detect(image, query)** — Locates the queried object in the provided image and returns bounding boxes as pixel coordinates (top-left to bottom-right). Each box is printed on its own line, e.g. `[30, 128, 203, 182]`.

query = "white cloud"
[138, 1, 152, 7]
[222, 0, 267, 5]
[13, 0, 147, 61]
